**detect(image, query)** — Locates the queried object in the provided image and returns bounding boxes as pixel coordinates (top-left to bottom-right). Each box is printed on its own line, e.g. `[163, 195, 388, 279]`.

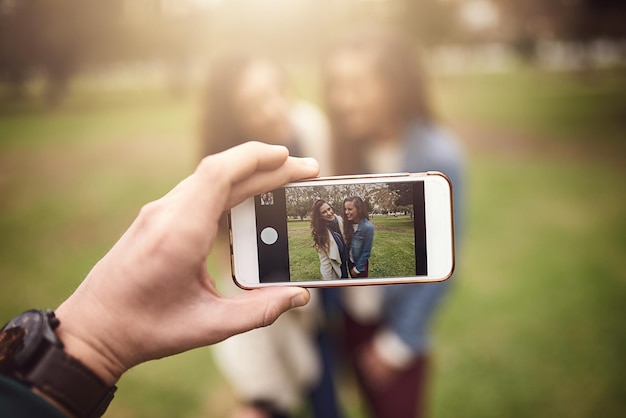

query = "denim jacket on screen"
[350, 218, 374, 273]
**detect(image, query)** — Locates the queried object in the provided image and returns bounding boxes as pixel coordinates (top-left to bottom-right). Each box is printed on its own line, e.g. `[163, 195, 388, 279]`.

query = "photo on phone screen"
[253, 181, 426, 283]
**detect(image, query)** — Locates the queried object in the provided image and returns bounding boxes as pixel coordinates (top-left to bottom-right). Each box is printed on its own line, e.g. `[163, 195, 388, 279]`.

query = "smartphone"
[229, 172, 455, 288]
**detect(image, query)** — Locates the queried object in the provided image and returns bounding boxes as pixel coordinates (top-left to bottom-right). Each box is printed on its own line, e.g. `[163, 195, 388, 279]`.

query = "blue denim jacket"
[350, 218, 374, 272]
[382, 122, 465, 355]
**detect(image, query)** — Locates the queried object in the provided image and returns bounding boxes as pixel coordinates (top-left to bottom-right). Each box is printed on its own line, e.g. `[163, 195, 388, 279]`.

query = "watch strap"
[22, 343, 116, 418]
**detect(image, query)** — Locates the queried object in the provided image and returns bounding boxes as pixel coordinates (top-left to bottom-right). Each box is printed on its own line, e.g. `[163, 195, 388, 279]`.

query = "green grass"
[287, 220, 319, 281]
[1, 67, 625, 417]
[432, 156, 626, 418]
[287, 216, 416, 281]
[433, 66, 626, 144]
[0, 88, 196, 148]
[368, 216, 416, 278]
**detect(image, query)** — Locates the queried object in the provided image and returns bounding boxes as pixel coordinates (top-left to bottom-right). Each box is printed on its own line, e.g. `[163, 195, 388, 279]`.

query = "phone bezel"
[229, 172, 455, 288]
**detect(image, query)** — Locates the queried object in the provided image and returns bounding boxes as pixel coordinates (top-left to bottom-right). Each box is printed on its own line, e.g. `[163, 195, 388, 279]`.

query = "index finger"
[171, 141, 319, 230]
[197, 142, 291, 188]
[158, 142, 291, 208]
[225, 155, 320, 208]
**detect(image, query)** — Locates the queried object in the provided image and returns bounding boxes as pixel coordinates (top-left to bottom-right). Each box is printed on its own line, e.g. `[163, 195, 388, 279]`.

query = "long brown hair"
[200, 53, 257, 239]
[323, 28, 434, 175]
[342, 196, 369, 243]
[311, 199, 332, 250]
[202, 52, 253, 156]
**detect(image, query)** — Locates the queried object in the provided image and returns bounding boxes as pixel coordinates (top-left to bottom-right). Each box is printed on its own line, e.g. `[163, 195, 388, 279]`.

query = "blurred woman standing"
[202, 53, 339, 418]
[323, 28, 465, 418]
[202, 53, 331, 160]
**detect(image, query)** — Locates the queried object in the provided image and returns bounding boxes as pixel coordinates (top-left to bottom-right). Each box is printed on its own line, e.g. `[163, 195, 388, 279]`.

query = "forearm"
[54, 310, 123, 387]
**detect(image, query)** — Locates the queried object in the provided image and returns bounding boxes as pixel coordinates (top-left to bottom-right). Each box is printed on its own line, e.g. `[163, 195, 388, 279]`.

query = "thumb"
[217, 287, 311, 335]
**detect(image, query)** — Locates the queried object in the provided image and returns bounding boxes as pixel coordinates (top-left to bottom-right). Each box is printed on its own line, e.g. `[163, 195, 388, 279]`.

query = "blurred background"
[1, 0, 625, 417]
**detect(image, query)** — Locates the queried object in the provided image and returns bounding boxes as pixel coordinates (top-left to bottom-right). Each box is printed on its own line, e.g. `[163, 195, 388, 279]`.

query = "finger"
[198, 142, 291, 188]
[226, 156, 319, 208]
[147, 142, 286, 208]
[172, 143, 317, 227]
[207, 287, 310, 341]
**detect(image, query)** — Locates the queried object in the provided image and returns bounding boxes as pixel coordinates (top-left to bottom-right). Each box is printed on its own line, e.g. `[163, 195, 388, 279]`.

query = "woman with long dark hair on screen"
[311, 199, 348, 280]
[342, 196, 374, 278]
[323, 28, 465, 418]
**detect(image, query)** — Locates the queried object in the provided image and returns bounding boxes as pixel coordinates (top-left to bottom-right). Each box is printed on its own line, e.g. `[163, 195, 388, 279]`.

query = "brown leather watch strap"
[22, 343, 116, 418]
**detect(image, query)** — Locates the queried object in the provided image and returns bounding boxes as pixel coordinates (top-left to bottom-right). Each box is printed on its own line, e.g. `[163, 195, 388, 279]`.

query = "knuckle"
[197, 155, 229, 187]
[134, 200, 179, 259]
[261, 302, 283, 328]
[137, 200, 163, 226]
[197, 154, 218, 175]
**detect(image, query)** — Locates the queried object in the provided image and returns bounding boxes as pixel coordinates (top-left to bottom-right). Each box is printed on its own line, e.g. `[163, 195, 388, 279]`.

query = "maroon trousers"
[344, 314, 429, 418]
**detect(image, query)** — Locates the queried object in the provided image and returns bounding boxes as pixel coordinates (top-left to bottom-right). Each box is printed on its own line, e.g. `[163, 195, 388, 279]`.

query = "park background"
[0, 1, 625, 417]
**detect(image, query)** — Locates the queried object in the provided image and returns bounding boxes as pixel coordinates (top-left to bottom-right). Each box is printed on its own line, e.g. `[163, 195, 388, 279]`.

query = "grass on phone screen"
[287, 215, 417, 282]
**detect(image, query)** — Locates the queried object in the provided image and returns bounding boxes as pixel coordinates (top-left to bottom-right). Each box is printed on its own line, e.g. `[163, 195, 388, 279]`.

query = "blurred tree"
[0, 0, 42, 99]
[286, 186, 322, 220]
[492, 0, 626, 59]
[0, 0, 208, 104]
[569, 0, 626, 40]
[285, 183, 405, 220]
[369, 185, 398, 214]
[0, 0, 126, 104]
[387, 182, 414, 216]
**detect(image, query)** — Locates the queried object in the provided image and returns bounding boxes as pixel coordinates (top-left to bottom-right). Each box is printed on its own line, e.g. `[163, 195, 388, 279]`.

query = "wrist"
[55, 328, 122, 387]
[55, 304, 126, 387]
[1, 309, 118, 417]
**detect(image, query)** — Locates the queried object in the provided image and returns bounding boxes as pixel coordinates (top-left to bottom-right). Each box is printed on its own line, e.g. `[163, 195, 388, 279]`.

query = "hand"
[357, 342, 400, 391]
[54, 142, 319, 385]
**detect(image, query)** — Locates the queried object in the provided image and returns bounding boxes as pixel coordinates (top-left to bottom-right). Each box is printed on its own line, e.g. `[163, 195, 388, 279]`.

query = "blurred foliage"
[493, 0, 626, 52]
[0, 0, 126, 103]
[1, 0, 625, 104]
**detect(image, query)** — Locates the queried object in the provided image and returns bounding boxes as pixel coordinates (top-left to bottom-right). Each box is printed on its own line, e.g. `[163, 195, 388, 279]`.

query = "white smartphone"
[229, 172, 455, 288]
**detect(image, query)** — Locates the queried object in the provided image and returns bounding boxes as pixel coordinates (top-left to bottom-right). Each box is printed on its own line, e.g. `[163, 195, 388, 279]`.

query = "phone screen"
[254, 181, 427, 283]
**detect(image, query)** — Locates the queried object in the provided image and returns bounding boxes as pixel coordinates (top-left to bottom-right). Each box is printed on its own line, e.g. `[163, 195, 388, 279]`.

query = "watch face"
[0, 310, 46, 369]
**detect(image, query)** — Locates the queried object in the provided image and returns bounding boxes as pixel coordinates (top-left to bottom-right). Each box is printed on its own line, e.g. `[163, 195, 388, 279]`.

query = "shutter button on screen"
[260, 227, 278, 245]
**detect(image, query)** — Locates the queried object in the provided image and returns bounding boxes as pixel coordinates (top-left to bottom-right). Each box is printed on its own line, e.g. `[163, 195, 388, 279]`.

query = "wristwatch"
[0, 309, 116, 417]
